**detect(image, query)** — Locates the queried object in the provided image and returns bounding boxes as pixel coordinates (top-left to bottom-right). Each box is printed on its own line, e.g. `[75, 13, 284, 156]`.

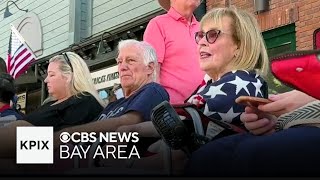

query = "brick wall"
[206, 0, 320, 50]
[296, 0, 320, 50]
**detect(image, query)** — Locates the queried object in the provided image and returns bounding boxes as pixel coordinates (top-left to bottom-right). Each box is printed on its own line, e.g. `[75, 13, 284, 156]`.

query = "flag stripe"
[10, 46, 27, 71]
[11, 52, 33, 77]
[12, 44, 25, 61]
[11, 52, 31, 75]
[13, 62, 31, 79]
[10, 48, 28, 75]
[5, 27, 36, 79]
[6, 54, 11, 73]
[13, 54, 34, 78]
[6, 32, 12, 73]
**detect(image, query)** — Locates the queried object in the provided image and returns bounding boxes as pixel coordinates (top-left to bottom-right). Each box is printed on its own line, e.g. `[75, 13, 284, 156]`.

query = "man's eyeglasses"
[195, 29, 222, 44]
[62, 52, 73, 72]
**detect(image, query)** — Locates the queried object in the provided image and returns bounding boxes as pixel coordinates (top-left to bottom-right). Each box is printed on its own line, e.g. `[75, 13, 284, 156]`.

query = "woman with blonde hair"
[43, 52, 105, 106]
[0, 52, 105, 157]
[197, 6, 269, 77]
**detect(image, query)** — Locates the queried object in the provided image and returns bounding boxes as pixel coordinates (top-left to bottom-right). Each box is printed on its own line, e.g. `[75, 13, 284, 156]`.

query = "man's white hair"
[117, 39, 158, 82]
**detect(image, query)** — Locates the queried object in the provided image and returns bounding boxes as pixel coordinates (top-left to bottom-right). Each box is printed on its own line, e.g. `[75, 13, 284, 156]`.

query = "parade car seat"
[151, 101, 247, 157]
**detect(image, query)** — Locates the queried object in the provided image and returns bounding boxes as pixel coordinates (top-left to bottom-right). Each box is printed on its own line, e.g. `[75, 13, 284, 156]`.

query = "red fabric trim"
[0, 104, 11, 113]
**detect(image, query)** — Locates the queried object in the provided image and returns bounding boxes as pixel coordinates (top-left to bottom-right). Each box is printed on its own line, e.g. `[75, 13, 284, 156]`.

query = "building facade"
[0, 0, 165, 113]
[207, 0, 320, 93]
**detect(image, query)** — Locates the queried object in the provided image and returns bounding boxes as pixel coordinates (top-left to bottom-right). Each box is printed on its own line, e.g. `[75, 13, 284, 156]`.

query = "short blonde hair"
[200, 7, 269, 77]
[46, 52, 106, 107]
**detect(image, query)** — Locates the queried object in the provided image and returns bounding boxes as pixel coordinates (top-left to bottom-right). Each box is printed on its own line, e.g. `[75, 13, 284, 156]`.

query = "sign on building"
[17, 92, 27, 113]
[91, 65, 120, 90]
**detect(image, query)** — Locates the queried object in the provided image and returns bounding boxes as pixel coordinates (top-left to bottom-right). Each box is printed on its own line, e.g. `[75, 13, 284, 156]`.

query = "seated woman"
[111, 6, 270, 172]
[186, 50, 320, 176]
[186, 91, 320, 176]
[0, 52, 105, 158]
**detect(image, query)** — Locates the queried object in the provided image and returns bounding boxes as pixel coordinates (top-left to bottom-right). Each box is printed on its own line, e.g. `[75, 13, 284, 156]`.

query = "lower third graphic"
[16, 126, 53, 164]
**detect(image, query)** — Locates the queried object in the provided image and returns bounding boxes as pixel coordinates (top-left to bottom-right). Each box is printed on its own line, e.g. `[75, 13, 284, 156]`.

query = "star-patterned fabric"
[186, 70, 268, 126]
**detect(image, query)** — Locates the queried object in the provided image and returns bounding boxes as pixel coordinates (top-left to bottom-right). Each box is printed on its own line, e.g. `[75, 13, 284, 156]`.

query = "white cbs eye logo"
[59, 132, 71, 143]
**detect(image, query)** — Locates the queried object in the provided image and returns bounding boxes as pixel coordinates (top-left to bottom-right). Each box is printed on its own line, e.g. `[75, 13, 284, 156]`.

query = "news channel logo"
[16, 127, 140, 164]
[16, 126, 53, 164]
[58, 131, 140, 160]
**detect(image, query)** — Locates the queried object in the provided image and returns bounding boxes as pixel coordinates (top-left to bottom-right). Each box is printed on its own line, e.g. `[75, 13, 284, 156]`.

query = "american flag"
[6, 25, 36, 79]
[187, 70, 269, 126]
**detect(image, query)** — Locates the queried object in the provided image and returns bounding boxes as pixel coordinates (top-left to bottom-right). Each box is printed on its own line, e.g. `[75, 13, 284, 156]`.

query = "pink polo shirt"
[144, 7, 204, 104]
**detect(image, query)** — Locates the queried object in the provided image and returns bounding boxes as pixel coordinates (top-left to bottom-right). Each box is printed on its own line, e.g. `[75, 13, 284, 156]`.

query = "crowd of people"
[0, 0, 319, 176]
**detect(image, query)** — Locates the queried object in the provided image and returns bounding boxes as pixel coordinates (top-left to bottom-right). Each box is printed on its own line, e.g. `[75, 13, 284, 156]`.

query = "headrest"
[270, 50, 320, 100]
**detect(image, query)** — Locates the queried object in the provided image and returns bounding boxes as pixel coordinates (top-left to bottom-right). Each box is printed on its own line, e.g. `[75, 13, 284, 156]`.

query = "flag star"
[203, 103, 215, 117]
[218, 107, 241, 123]
[204, 84, 227, 99]
[227, 76, 251, 95]
[252, 78, 263, 96]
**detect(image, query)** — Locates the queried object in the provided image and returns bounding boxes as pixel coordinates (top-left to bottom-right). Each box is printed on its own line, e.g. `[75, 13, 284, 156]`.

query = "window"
[313, 28, 320, 50]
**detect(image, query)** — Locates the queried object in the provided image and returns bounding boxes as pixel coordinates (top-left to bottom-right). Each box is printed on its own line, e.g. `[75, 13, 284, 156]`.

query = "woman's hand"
[240, 106, 277, 135]
[258, 90, 316, 117]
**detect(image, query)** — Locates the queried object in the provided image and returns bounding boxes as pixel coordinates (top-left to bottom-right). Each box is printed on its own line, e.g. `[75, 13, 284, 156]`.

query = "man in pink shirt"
[144, 0, 204, 104]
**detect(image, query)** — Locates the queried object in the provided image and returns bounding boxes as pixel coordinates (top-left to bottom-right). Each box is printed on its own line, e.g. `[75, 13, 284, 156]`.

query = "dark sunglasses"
[195, 29, 222, 44]
[62, 52, 73, 72]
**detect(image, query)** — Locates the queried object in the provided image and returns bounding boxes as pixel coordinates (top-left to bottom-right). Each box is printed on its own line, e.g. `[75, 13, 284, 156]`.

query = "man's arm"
[64, 112, 142, 133]
[156, 64, 161, 83]
[117, 121, 160, 137]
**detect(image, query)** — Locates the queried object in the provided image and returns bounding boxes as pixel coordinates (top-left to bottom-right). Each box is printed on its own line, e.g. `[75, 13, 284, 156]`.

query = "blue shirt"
[97, 82, 169, 122]
[0, 104, 24, 122]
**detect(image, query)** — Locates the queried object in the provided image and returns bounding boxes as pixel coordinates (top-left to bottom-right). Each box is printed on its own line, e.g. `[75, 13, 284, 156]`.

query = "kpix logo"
[16, 127, 53, 164]
[20, 140, 50, 150]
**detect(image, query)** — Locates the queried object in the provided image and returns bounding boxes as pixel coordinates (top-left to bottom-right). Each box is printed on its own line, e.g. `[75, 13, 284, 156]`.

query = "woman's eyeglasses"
[195, 29, 222, 44]
[62, 53, 73, 72]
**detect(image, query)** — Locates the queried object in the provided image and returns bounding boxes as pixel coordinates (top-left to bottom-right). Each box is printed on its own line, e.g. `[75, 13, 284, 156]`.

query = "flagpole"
[10, 24, 36, 59]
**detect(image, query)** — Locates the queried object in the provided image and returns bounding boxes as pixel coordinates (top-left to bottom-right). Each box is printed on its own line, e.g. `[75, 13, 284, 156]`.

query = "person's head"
[116, 39, 158, 97]
[0, 73, 15, 105]
[0, 58, 7, 73]
[44, 52, 105, 107]
[195, 7, 269, 80]
[158, 0, 202, 12]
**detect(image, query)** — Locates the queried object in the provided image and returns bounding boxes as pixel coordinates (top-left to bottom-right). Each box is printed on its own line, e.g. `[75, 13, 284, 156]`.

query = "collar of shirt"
[167, 7, 198, 25]
[203, 74, 212, 85]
